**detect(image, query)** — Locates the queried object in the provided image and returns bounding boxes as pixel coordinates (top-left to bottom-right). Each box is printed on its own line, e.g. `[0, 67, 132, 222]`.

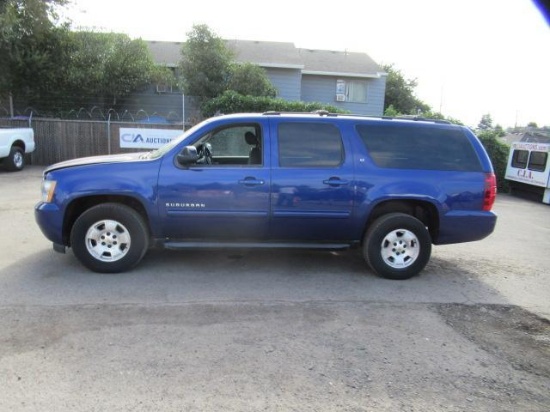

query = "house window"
[346, 80, 368, 103]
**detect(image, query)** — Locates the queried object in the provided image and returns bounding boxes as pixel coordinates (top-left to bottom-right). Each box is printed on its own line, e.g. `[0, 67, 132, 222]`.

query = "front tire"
[70, 203, 149, 273]
[363, 213, 432, 280]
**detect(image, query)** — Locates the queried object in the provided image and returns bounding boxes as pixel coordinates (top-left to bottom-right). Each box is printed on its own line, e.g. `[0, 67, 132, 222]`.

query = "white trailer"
[505, 141, 550, 204]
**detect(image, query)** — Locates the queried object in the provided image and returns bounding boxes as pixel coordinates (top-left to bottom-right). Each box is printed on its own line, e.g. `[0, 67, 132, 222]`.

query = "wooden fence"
[0, 118, 184, 166]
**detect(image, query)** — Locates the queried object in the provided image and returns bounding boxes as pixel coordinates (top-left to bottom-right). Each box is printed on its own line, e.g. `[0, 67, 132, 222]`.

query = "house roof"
[226, 40, 303, 69]
[298, 48, 382, 78]
[147, 41, 184, 67]
[146, 39, 384, 77]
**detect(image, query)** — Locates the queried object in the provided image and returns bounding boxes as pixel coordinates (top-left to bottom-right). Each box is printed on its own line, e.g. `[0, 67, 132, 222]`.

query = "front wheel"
[70, 203, 149, 273]
[363, 213, 432, 280]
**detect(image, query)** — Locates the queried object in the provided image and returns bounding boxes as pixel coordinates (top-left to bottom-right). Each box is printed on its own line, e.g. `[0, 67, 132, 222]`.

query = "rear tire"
[70, 203, 149, 273]
[363, 213, 431, 280]
[5, 146, 25, 171]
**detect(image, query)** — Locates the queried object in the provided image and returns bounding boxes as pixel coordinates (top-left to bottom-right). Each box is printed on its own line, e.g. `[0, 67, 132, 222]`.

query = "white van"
[505, 141, 550, 204]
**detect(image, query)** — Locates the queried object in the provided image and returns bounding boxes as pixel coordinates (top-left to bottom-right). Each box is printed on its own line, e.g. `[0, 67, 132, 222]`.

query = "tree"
[382, 64, 430, 115]
[227, 63, 277, 97]
[0, 0, 69, 104]
[477, 129, 510, 192]
[179, 24, 233, 98]
[478, 113, 493, 130]
[65, 32, 155, 106]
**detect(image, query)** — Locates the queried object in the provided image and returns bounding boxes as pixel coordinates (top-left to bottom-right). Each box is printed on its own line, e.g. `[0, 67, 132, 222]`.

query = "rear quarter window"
[356, 124, 482, 171]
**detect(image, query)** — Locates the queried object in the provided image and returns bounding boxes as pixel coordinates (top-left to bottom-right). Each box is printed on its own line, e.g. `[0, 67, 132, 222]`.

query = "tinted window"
[278, 123, 343, 167]
[356, 124, 482, 171]
[512, 149, 529, 168]
[528, 151, 548, 172]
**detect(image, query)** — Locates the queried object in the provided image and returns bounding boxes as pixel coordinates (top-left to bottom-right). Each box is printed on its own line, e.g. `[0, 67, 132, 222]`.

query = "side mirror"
[177, 146, 199, 166]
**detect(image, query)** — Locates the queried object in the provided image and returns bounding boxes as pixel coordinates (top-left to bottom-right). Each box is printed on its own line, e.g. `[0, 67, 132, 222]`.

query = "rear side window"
[278, 122, 343, 167]
[356, 124, 482, 171]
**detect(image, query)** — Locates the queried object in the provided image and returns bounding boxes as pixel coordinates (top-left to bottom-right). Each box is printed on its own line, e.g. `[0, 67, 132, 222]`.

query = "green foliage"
[383, 104, 399, 117]
[66, 32, 155, 105]
[1, 2, 155, 112]
[179, 24, 233, 98]
[382, 64, 430, 115]
[227, 63, 277, 97]
[0, 0, 69, 97]
[478, 113, 493, 130]
[151, 65, 177, 88]
[201, 90, 349, 117]
[477, 129, 510, 192]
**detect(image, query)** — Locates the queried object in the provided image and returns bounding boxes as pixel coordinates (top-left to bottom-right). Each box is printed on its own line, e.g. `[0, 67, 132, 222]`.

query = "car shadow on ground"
[0, 246, 512, 307]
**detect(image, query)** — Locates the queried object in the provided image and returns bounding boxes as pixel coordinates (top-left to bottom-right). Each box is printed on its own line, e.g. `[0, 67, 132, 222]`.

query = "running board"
[163, 241, 353, 250]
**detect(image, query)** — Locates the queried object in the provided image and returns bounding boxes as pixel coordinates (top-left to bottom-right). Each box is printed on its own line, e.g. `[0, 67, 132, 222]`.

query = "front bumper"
[34, 201, 65, 246]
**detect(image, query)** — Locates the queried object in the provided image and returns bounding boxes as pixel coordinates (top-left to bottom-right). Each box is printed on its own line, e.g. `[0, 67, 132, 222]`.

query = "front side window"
[193, 124, 262, 166]
[278, 122, 343, 168]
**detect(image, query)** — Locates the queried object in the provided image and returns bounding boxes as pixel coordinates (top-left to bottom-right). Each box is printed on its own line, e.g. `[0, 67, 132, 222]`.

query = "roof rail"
[261, 111, 451, 124]
[395, 115, 451, 124]
[262, 110, 338, 117]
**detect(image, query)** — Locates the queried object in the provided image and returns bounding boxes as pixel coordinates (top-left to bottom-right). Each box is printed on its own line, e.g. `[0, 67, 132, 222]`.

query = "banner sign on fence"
[120, 128, 183, 149]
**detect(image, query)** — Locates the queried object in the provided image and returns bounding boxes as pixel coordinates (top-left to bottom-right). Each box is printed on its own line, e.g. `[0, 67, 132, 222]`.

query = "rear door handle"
[238, 177, 265, 187]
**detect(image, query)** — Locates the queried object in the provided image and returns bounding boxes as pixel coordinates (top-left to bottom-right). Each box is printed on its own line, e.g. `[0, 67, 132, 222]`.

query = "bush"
[201, 91, 349, 117]
[477, 130, 510, 193]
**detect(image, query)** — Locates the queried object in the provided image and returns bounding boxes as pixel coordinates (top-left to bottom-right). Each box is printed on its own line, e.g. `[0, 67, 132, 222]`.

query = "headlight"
[41, 180, 57, 203]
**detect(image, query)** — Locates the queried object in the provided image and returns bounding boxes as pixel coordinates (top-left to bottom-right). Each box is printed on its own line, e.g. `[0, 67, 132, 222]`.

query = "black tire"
[363, 213, 432, 280]
[70, 203, 149, 273]
[5, 146, 25, 171]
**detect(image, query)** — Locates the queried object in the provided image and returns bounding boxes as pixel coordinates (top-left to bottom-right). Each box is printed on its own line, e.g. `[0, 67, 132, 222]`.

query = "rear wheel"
[5, 146, 25, 171]
[363, 213, 431, 280]
[70, 203, 149, 273]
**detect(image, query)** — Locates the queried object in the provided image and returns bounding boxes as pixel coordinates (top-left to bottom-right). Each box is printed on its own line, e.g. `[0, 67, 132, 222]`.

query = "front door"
[157, 122, 270, 241]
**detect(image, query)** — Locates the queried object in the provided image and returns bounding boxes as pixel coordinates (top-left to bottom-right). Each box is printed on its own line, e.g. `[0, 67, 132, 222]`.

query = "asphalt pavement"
[0, 166, 549, 411]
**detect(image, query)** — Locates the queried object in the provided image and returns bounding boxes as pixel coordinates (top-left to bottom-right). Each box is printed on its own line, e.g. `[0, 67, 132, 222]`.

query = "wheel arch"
[362, 199, 439, 243]
[11, 140, 26, 151]
[62, 195, 151, 246]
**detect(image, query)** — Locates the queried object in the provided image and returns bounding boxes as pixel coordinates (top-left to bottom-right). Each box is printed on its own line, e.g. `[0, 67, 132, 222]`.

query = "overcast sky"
[62, 0, 550, 128]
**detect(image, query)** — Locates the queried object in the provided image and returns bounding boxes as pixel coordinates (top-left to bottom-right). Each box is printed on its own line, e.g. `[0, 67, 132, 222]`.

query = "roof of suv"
[214, 111, 456, 126]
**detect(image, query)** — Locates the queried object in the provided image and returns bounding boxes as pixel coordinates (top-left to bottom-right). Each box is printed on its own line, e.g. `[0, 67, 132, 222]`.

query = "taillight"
[483, 173, 497, 211]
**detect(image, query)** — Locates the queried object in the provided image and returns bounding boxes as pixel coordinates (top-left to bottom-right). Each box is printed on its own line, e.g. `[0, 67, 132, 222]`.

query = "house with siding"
[142, 39, 387, 122]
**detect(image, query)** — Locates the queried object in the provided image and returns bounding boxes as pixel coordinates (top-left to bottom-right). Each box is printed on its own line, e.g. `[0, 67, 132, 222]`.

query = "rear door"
[268, 118, 356, 241]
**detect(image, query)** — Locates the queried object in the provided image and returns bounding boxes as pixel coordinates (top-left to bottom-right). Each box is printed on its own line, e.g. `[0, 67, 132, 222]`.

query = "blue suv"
[35, 112, 497, 279]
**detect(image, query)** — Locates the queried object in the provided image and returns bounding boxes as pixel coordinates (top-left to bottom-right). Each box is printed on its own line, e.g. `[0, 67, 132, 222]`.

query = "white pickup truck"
[0, 127, 35, 171]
